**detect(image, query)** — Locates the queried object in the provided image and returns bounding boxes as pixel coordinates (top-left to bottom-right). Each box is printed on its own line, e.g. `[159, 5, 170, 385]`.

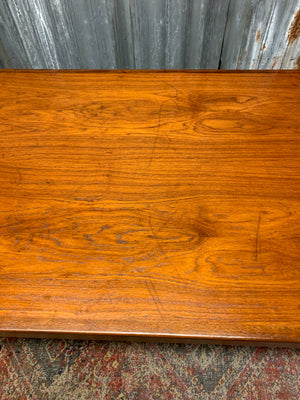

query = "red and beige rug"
[0, 338, 299, 399]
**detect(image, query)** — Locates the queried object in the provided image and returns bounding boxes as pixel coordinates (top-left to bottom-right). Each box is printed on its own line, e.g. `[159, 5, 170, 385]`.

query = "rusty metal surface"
[0, 0, 299, 69]
[221, 0, 300, 69]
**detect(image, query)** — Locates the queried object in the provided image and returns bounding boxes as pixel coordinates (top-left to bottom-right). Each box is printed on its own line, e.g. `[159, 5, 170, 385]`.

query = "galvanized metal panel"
[0, 0, 299, 69]
[1, 0, 60, 68]
[61, 0, 117, 68]
[185, 0, 230, 69]
[113, 0, 166, 69]
[221, 0, 300, 69]
[0, 0, 229, 69]
[0, 0, 118, 68]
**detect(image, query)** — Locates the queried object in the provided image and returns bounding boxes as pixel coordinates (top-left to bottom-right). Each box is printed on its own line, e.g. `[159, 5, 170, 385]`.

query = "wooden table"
[0, 71, 299, 346]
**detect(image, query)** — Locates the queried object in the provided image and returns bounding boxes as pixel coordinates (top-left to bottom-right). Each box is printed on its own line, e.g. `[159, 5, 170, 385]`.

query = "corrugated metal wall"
[0, 0, 299, 69]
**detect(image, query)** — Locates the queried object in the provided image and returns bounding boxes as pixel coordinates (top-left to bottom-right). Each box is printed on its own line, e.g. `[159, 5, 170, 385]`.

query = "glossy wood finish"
[0, 71, 299, 345]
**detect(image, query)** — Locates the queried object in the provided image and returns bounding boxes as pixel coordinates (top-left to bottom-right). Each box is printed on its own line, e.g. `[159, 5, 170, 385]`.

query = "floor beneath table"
[0, 338, 299, 399]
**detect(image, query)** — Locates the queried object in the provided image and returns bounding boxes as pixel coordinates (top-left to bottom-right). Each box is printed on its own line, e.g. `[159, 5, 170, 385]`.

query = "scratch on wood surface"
[186, 256, 201, 274]
[162, 80, 181, 109]
[255, 214, 262, 262]
[148, 214, 166, 257]
[146, 211, 180, 277]
[16, 168, 22, 185]
[0, 71, 299, 343]
[145, 279, 165, 322]
[148, 102, 164, 168]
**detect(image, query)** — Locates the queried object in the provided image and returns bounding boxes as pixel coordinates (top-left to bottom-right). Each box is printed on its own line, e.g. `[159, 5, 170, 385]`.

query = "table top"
[0, 70, 299, 346]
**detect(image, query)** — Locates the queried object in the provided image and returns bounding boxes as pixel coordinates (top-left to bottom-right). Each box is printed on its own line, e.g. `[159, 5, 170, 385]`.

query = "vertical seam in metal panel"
[0, 36, 10, 68]
[129, 2, 136, 69]
[67, 0, 86, 68]
[256, 0, 277, 69]
[6, 0, 32, 67]
[162, 0, 167, 69]
[90, 0, 102, 69]
[104, 0, 117, 69]
[164, 0, 169, 68]
[218, 0, 231, 69]
[183, 0, 192, 69]
[112, 0, 121, 68]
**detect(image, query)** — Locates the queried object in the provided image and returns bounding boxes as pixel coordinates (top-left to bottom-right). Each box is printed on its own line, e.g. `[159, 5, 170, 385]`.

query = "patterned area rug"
[0, 338, 299, 399]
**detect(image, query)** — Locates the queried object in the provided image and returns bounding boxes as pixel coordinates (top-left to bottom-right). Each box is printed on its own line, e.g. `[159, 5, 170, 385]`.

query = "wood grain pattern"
[0, 71, 299, 345]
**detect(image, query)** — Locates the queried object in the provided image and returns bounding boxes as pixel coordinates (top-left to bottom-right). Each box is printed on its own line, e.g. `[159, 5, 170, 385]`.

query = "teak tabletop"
[0, 70, 299, 346]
